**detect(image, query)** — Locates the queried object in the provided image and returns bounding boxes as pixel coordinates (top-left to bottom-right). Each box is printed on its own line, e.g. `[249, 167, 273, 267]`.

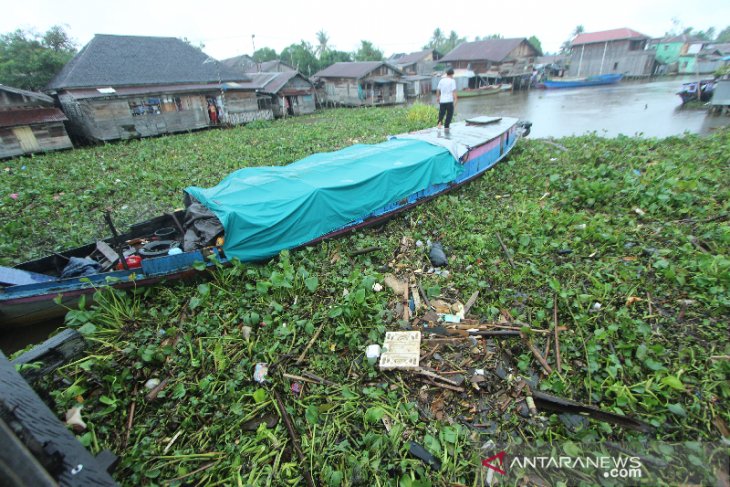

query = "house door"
[396, 83, 404, 103]
[13, 126, 40, 152]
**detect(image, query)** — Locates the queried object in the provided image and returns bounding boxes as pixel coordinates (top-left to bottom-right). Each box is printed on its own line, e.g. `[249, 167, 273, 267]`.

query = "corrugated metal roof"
[0, 85, 55, 104]
[393, 50, 433, 65]
[0, 107, 67, 128]
[47, 34, 251, 91]
[248, 60, 296, 73]
[440, 38, 531, 63]
[572, 28, 648, 46]
[313, 62, 400, 79]
[259, 72, 313, 94]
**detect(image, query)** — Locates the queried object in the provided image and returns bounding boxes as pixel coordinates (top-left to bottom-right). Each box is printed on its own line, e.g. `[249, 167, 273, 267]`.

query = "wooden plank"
[95, 241, 119, 265]
[0, 351, 118, 486]
[0, 417, 57, 487]
[11, 329, 87, 383]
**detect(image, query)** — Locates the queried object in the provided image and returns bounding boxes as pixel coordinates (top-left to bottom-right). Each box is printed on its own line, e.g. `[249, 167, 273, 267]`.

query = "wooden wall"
[0, 122, 73, 158]
[59, 90, 274, 142]
[568, 40, 655, 77]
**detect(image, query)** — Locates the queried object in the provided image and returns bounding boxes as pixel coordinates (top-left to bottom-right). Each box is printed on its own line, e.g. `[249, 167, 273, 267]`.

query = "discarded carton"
[379, 331, 421, 370]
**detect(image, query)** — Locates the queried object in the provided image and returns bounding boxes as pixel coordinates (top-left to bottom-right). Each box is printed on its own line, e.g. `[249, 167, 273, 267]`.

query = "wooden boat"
[677, 79, 715, 104]
[541, 73, 623, 89]
[456, 85, 502, 97]
[1, 117, 530, 328]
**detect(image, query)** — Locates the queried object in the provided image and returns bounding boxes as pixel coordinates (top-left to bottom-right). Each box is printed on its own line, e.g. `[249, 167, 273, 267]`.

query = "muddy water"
[431, 76, 728, 138]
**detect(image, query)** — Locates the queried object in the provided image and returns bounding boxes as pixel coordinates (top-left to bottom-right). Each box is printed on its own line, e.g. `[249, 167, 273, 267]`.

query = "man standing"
[436, 68, 457, 130]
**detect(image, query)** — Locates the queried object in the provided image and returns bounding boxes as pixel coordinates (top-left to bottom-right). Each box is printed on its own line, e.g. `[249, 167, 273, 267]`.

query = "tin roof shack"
[244, 71, 316, 117]
[568, 28, 655, 78]
[440, 38, 539, 89]
[390, 49, 442, 75]
[678, 43, 730, 74]
[312, 62, 406, 107]
[0, 85, 72, 159]
[46, 35, 272, 143]
[650, 35, 702, 73]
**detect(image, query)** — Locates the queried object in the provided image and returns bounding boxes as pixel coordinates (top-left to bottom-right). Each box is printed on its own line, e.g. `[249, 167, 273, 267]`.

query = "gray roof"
[393, 49, 435, 65]
[441, 38, 532, 63]
[261, 71, 313, 94]
[221, 54, 256, 72]
[313, 61, 401, 79]
[47, 34, 250, 90]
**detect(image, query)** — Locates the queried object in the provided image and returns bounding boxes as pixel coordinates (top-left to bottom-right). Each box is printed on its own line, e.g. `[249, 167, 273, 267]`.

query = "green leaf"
[192, 260, 207, 271]
[667, 403, 686, 416]
[304, 276, 319, 292]
[252, 388, 267, 403]
[661, 375, 685, 391]
[327, 307, 343, 318]
[305, 404, 320, 424]
[364, 406, 385, 423]
[78, 322, 96, 335]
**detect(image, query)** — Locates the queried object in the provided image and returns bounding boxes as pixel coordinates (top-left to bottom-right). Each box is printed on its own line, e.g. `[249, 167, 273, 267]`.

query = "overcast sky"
[3, 0, 729, 60]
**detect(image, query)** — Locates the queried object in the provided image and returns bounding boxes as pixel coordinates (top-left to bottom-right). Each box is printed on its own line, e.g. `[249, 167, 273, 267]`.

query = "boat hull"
[1, 118, 525, 329]
[542, 73, 623, 89]
[456, 87, 501, 97]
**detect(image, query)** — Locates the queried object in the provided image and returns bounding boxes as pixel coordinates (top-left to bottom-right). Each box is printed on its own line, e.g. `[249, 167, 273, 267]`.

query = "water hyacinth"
[3, 107, 728, 486]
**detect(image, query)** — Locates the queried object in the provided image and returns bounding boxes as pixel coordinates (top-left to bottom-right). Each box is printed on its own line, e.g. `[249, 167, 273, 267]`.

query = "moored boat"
[456, 85, 502, 97]
[1, 116, 530, 328]
[542, 73, 623, 89]
[676, 79, 715, 104]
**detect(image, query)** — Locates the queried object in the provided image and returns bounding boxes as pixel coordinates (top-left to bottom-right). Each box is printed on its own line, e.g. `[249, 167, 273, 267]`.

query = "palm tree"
[316, 30, 329, 59]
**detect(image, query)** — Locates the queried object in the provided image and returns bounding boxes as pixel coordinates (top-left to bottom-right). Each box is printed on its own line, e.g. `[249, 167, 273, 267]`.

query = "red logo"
[482, 451, 507, 475]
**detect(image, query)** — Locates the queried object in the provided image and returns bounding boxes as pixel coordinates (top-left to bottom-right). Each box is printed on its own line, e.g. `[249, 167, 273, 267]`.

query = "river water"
[429, 76, 728, 138]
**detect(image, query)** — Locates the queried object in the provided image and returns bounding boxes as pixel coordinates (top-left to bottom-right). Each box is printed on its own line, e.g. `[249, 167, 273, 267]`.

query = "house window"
[613, 62, 619, 70]
[663, 45, 669, 50]
[257, 97, 272, 110]
[129, 98, 161, 116]
[629, 40, 644, 51]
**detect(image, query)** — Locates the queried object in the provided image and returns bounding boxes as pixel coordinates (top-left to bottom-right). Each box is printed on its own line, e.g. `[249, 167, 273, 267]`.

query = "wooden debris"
[553, 298, 562, 373]
[296, 321, 325, 364]
[495, 232, 515, 268]
[272, 388, 316, 487]
[521, 332, 552, 374]
[463, 291, 479, 316]
[350, 246, 379, 257]
[144, 377, 169, 401]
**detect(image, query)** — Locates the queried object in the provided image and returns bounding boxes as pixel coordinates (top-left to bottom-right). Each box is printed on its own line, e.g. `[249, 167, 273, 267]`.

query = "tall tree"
[319, 49, 352, 68]
[354, 40, 383, 61]
[424, 28, 446, 50]
[560, 25, 585, 54]
[253, 47, 278, 63]
[315, 30, 329, 59]
[280, 41, 319, 75]
[717, 26, 730, 42]
[0, 26, 77, 91]
[528, 35, 543, 55]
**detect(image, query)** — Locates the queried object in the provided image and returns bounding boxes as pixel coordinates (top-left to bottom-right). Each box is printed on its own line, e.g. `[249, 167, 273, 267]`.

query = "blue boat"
[1, 116, 530, 328]
[542, 73, 623, 89]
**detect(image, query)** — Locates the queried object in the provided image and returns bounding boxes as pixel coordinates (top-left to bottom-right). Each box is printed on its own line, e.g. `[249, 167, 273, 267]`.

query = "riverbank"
[4, 107, 729, 485]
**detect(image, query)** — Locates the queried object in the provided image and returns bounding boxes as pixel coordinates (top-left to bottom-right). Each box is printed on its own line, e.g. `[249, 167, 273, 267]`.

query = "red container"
[115, 255, 142, 270]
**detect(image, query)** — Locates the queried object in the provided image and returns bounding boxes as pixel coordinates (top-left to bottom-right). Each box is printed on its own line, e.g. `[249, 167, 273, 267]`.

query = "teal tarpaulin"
[185, 138, 461, 261]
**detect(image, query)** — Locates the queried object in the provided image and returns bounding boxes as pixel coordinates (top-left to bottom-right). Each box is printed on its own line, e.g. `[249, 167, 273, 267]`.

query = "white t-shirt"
[437, 77, 457, 103]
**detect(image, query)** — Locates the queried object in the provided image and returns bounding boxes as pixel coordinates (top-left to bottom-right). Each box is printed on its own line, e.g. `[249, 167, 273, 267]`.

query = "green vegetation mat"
[4, 107, 729, 485]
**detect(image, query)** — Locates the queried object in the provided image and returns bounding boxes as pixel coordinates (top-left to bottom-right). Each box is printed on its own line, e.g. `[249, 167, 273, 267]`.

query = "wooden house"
[390, 49, 442, 75]
[650, 35, 701, 73]
[46, 35, 273, 143]
[312, 62, 405, 106]
[568, 28, 655, 78]
[440, 38, 540, 89]
[235, 72, 316, 117]
[0, 85, 73, 158]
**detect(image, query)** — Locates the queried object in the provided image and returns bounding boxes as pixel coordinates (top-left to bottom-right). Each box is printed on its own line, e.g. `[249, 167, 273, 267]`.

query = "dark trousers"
[438, 102, 454, 128]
